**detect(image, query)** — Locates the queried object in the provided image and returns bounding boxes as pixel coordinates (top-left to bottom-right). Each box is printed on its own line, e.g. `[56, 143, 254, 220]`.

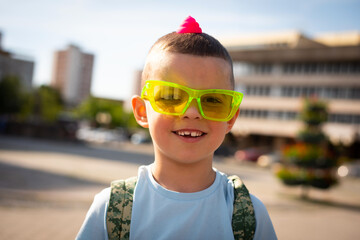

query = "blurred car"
[234, 148, 268, 163]
[130, 132, 151, 145]
[337, 160, 360, 178]
[76, 127, 127, 143]
[257, 151, 282, 168]
[214, 145, 234, 157]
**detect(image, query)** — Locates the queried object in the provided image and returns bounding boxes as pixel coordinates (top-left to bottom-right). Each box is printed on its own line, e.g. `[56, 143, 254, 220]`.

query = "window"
[239, 108, 360, 124]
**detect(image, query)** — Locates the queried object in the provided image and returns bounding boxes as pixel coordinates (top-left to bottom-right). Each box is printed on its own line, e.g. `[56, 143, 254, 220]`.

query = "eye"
[154, 88, 188, 107]
[202, 96, 222, 104]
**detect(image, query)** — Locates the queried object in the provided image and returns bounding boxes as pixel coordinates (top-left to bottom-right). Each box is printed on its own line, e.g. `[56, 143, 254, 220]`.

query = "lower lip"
[173, 133, 206, 143]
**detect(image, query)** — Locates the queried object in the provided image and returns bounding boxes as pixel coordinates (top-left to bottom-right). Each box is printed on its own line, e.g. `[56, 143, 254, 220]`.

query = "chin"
[171, 152, 214, 165]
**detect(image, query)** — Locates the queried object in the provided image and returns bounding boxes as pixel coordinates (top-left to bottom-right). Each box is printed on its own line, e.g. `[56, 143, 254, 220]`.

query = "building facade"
[0, 32, 34, 91]
[222, 31, 360, 150]
[51, 44, 94, 106]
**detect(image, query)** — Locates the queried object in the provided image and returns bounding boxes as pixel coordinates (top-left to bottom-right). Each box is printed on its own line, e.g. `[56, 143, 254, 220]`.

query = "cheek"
[209, 123, 229, 145]
[147, 111, 172, 138]
[210, 122, 228, 134]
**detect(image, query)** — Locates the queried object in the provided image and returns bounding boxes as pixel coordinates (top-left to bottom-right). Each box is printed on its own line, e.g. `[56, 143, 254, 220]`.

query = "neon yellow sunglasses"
[141, 80, 243, 122]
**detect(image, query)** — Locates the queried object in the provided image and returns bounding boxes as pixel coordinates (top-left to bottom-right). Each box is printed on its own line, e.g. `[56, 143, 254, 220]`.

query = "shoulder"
[250, 194, 267, 215]
[80, 187, 111, 220]
[93, 187, 111, 210]
[250, 194, 278, 240]
[216, 170, 235, 197]
[86, 187, 111, 219]
[76, 187, 111, 240]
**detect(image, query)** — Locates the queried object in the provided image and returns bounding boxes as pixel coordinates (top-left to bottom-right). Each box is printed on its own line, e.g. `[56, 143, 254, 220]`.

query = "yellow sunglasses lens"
[200, 93, 233, 119]
[153, 86, 189, 113]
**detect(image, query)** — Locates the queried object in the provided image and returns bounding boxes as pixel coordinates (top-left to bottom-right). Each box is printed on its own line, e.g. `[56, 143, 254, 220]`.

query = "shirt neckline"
[145, 164, 220, 201]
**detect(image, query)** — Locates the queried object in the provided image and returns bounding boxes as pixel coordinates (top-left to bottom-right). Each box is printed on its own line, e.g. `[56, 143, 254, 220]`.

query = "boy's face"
[134, 51, 239, 165]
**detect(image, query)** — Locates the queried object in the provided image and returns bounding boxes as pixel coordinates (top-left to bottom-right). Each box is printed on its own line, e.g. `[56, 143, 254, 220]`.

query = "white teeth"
[175, 130, 203, 137]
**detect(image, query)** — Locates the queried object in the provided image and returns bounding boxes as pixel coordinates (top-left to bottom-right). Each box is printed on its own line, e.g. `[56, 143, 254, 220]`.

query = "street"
[0, 135, 359, 240]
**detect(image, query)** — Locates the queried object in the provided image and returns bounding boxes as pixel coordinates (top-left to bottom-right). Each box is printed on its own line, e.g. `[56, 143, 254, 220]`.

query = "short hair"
[142, 32, 234, 89]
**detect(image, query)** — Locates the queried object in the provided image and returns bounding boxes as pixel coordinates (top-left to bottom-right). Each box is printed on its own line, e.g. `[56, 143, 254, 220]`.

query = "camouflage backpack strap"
[106, 176, 137, 240]
[228, 175, 256, 240]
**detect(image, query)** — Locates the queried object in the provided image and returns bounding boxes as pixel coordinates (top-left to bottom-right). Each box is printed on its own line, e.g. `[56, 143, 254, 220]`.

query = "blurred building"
[132, 69, 143, 96]
[222, 31, 360, 149]
[124, 69, 143, 112]
[0, 32, 34, 91]
[51, 44, 94, 106]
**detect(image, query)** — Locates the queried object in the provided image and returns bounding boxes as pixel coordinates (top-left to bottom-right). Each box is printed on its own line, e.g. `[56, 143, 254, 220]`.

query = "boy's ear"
[225, 108, 240, 133]
[131, 95, 149, 128]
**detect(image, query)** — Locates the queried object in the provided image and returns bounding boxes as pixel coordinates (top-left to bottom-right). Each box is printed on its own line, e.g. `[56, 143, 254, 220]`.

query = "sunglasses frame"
[141, 80, 243, 122]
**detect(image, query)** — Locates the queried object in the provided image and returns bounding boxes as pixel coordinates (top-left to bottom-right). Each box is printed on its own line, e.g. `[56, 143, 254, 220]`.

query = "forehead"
[144, 51, 232, 90]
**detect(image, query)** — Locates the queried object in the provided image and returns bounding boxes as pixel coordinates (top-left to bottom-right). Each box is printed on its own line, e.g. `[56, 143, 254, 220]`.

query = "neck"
[151, 152, 216, 193]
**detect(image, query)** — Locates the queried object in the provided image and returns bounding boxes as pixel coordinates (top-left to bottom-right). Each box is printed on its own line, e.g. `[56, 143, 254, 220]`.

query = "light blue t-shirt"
[76, 165, 277, 240]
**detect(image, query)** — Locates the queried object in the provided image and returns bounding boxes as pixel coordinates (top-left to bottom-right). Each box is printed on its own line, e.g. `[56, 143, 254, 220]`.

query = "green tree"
[35, 85, 63, 122]
[275, 97, 338, 198]
[76, 96, 134, 128]
[17, 85, 64, 122]
[0, 77, 63, 123]
[0, 75, 24, 115]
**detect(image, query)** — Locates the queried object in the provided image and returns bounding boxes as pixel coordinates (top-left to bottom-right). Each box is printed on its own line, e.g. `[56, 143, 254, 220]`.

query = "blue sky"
[1, 0, 359, 101]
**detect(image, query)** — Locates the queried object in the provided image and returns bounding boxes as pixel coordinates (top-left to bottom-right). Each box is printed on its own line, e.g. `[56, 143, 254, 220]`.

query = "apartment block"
[51, 44, 94, 106]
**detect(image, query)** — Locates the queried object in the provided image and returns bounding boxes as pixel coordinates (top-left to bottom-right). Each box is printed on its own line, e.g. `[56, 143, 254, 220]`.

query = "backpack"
[106, 175, 255, 240]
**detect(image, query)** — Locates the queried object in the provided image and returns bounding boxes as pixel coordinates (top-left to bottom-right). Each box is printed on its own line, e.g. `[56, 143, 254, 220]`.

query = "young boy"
[77, 16, 277, 240]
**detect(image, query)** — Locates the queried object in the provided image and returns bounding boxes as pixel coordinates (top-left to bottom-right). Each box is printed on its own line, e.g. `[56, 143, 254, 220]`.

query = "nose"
[181, 99, 202, 120]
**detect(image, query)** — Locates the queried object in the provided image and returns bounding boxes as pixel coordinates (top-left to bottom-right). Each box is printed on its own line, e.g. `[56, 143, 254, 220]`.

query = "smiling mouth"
[173, 130, 206, 138]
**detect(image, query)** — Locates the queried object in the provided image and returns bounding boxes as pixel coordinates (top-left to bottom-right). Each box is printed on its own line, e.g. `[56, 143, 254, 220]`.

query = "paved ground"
[0, 135, 359, 240]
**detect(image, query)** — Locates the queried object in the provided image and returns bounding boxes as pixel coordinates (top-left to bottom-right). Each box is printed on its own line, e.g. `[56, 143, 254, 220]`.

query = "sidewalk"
[0, 136, 138, 240]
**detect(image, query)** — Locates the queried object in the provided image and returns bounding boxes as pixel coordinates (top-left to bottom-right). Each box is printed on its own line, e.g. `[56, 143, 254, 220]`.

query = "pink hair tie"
[176, 16, 202, 34]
